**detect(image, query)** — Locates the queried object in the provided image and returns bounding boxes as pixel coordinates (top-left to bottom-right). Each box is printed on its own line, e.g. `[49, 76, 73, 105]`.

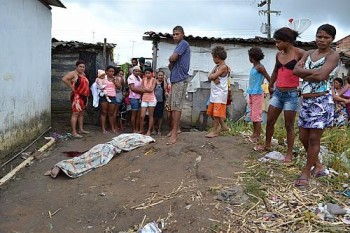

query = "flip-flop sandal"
[294, 177, 309, 188]
[314, 170, 329, 178]
[253, 145, 266, 151]
[79, 131, 90, 134]
[72, 134, 83, 138]
[245, 137, 258, 143]
[282, 157, 293, 163]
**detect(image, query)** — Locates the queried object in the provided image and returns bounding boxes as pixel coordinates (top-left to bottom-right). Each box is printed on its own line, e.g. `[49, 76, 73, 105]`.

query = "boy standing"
[206, 46, 231, 138]
[167, 26, 191, 145]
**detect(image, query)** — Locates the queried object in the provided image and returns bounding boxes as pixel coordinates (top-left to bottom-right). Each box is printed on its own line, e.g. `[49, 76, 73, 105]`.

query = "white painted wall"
[0, 0, 52, 157]
[156, 42, 277, 92]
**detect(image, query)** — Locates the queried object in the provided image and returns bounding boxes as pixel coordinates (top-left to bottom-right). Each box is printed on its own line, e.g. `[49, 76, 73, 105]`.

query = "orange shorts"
[207, 102, 226, 118]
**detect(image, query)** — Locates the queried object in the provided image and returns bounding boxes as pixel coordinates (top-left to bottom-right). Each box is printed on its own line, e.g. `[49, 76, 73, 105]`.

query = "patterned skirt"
[298, 93, 334, 129]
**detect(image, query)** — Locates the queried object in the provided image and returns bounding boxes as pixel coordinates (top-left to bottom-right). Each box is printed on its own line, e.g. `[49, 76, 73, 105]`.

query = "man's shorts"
[168, 80, 188, 111]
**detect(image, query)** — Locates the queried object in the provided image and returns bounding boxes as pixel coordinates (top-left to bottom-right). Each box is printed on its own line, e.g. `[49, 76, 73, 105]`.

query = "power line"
[67, 0, 250, 4]
[257, 0, 280, 38]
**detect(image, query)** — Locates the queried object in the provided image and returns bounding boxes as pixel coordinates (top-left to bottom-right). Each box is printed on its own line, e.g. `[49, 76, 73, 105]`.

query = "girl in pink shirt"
[127, 66, 143, 133]
[139, 67, 156, 135]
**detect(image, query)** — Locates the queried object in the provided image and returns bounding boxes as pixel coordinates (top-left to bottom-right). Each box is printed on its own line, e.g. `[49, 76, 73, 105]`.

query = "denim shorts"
[115, 91, 123, 105]
[99, 96, 118, 104]
[130, 98, 140, 110]
[269, 89, 298, 111]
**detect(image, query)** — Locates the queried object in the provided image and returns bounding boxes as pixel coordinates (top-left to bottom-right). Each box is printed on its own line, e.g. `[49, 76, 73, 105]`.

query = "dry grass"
[222, 119, 350, 232]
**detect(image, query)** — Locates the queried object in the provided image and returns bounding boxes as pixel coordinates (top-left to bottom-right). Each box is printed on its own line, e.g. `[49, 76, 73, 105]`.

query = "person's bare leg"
[131, 110, 138, 133]
[146, 107, 155, 135]
[219, 117, 230, 131]
[135, 110, 140, 132]
[139, 107, 147, 134]
[71, 112, 81, 137]
[157, 117, 163, 135]
[100, 103, 108, 133]
[113, 104, 120, 130]
[206, 117, 220, 137]
[77, 111, 86, 134]
[252, 121, 261, 142]
[166, 111, 172, 136]
[265, 105, 282, 149]
[167, 110, 181, 144]
[296, 129, 324, 187]
[284, 110, 297, 162]
[108, 104, 116, 133]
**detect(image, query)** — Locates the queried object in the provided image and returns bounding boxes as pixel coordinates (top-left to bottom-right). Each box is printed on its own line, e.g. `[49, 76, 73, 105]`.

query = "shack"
[0, 0, 65, 162]
[51, 39, 116, 115]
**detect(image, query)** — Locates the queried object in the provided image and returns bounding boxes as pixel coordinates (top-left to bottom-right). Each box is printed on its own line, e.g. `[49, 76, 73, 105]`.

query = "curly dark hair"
[211, 46, 227, 60]
[248, 47, 264, 61]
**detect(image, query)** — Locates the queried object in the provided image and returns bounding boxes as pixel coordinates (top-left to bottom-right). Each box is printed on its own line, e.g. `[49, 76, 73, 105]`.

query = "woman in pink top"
[96, 66, 118, 134]
[255, 27, 305, 163]
[139, 67, 157, 135]
[127, 66, 144, 133]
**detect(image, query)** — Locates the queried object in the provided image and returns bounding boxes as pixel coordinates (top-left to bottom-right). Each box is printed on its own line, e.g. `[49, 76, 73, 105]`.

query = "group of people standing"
[245, 24, 342, 188]
[62, 24, 344, 188]
[62, 26, 190, 145]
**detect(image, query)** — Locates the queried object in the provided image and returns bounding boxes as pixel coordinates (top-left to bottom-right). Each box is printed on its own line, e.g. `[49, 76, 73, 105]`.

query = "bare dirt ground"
[0, 116, 252, 233]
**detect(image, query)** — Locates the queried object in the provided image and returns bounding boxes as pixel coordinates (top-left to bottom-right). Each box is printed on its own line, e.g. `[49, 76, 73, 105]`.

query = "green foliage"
[226, 119, 251, 136]
[120, 63, 131, 78]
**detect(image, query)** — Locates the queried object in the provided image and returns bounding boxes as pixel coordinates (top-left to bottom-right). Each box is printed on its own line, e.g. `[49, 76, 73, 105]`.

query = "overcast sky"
[52, 0, 350, 64]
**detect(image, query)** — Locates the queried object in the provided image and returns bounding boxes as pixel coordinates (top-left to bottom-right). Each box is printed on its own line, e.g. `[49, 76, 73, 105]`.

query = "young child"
[139, 67, 156, 135]
[338, 76, 350, 116]
[153, 70, 166, 135]
[247, 47, 271, 143]
[96, 69, 111, 103]
[206, 46, 231, 138]
[164, 75, 172, 132]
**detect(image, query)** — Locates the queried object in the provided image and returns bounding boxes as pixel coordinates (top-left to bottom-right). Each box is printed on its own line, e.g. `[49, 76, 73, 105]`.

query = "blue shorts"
[99, 96, 118, 104]
[298, 93, 334, 129]
[115, 91, 123, 105]
[269, 89, 298, 111]
[130, 98, 141, 110]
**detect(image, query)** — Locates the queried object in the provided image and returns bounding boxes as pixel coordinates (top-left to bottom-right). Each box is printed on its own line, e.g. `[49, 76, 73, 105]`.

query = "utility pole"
[103, 38, 107, 68]
[258, 0, 281, 39]
[131, 40, 136, 60]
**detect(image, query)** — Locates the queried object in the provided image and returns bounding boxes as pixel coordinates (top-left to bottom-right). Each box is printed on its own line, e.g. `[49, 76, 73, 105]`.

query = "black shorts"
[154, 102, 164, 118]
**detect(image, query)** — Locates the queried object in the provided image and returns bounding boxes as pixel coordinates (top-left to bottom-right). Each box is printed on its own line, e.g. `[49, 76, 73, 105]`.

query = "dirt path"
[0, 121, 252, 232]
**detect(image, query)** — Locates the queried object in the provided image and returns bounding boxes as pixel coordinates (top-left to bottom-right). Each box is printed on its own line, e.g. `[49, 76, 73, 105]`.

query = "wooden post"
[0, 137, 55, 186]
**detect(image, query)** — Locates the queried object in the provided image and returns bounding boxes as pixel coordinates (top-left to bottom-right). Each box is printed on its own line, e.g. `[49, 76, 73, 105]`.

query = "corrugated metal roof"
[143, 31, 316, 47]
[52, 38, 116, 50]
[40, 0, 66, 8]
